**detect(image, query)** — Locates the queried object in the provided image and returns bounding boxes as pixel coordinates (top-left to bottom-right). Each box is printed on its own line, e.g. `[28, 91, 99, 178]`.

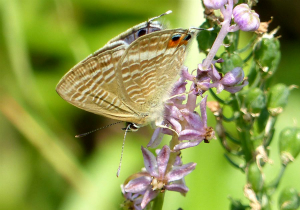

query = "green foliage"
[0, 0, 300, 210]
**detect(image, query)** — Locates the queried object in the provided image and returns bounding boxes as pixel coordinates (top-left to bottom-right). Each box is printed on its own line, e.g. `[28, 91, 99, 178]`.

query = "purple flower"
[197, 64, 248, 94]
[121, 184, 144, 210]
[220, 67, 249, 93]
[124, 145, 196, 209]
[233, 3, 260, 31]
[148, 67, 216, 150]
[174, 95, 215, 150]
[203, 0, 227, 10]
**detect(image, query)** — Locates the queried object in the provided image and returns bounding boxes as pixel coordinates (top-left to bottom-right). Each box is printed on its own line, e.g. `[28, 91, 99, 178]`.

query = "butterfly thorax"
[120, 97, 165, 128]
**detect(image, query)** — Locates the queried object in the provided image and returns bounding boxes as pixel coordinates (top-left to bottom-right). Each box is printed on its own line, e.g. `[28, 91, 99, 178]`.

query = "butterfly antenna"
[189, 27, 214, 31]
[149, 10, 172, 22]
[116, 123, 131, 177]
[75, 121, 123, 138]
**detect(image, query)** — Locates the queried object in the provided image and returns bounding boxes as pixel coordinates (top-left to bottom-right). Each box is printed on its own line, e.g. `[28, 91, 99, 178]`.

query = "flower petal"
[141, 147, 158, 177]
[221, 67, 244, 86]
[157, 145, 170, 178]
[174, 155, 183, 166]
[182, 109, 203, 130]
[203, 0, 227, 10]
[171, 77, 187, 101]
[148, 128, 164, 148]
[179, 129, 205, 141]
[186, 86, 197, 111]
[141, 188, 159, 209]
[209, 64, 221, 81]
[173, 140, 202, 151]
[181, 66, 194, 81]
[169, 117, 182, 133]
[224, 80, 248, 93]
[168, 105, 183, 120]
[200, 95, 208, 127]
[124, 176, 152, 193]
[214, 82, 224, 94]
[166, 162, 197, 181]
[165, 183, 189, 194]
[233, 3, 260, 31]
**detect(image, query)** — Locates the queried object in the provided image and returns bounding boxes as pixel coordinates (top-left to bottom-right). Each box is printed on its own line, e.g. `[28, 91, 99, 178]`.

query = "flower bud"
[239, 88, 266, 115]
[233, 4, 260, 31]
[253, 35, 281, 78]
[279, 188, 300, 210]
[222, 67, 244, 86]
[246, 162, 263, 193]
[203, 0, 227, 10]
[279, 127, 300, 165]
[267, 84, 290, 116]
[220, 52, 243, 73]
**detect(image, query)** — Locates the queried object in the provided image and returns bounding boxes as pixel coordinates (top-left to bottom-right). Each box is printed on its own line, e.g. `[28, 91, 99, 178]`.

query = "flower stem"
[167, 135, 180, 172]
[202, 21, 229, 69]
[202, 0, 233, 69]
[152, 192, 165, 210]
[266, 164, 286, 194]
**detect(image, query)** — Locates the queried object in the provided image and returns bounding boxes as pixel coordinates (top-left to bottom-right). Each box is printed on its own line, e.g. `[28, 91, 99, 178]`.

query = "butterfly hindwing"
[56, 43, 136, 121]
[116, 29, 194, 122]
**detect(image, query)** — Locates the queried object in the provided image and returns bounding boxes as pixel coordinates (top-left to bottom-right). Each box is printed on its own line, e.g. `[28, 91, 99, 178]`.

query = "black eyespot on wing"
[137, 29, 147, 37]
[183, 34, 192, 41]
[171, 34, 182, 42]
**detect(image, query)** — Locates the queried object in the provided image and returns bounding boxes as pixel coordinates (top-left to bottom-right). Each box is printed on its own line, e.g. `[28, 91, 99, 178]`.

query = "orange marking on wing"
[167, 35, 183, 48]
[167, 34, 190, 48]
[180, 39, 189, 46]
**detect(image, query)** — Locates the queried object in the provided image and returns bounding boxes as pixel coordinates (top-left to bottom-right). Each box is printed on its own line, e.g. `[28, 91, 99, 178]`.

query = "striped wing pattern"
[117, 29, 193, 125]
[56, 21, 165, 122]
[57, 24, 194, 126]
[56, 43, 135, 121]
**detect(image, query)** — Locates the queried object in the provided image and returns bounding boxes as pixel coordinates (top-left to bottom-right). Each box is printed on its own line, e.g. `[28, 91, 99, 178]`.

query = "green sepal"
[247, 162, 263, 193]
[253, 37, 281, 79]
[279, 127, 300, 165]
[238, 88, 266, 115]
[267, 83, 290, 116]
[220, 52, 244, 73]
[279, 188, 300, 210]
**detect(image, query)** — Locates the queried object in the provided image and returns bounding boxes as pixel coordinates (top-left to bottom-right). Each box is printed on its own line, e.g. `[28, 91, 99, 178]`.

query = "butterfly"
[56, 11, 196, 131]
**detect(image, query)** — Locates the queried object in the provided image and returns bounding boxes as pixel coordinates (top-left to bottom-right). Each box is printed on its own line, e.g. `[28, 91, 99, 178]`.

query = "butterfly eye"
[183, 34, 192, 41]
[171, 34, 182, 42]
[137, 29, 147, 37]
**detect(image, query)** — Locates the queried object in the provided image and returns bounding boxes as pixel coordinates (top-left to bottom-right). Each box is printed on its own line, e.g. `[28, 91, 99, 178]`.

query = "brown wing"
[116, 29, 195, 125]
[56, 21, 166, 122]
[56, 42, 136, 121]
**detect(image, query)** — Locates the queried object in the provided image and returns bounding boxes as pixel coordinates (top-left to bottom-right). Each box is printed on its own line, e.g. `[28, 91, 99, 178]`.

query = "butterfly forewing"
[116, 29, 195, 125]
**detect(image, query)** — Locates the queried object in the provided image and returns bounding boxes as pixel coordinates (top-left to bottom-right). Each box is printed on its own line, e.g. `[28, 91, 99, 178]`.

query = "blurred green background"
[0, 0, 299, 209]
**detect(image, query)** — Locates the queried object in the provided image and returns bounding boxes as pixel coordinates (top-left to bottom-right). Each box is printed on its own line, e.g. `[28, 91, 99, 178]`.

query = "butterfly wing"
[56, 23, 166, 122]
[116, 29, 195, 125]
[56, 42, 137, 121]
